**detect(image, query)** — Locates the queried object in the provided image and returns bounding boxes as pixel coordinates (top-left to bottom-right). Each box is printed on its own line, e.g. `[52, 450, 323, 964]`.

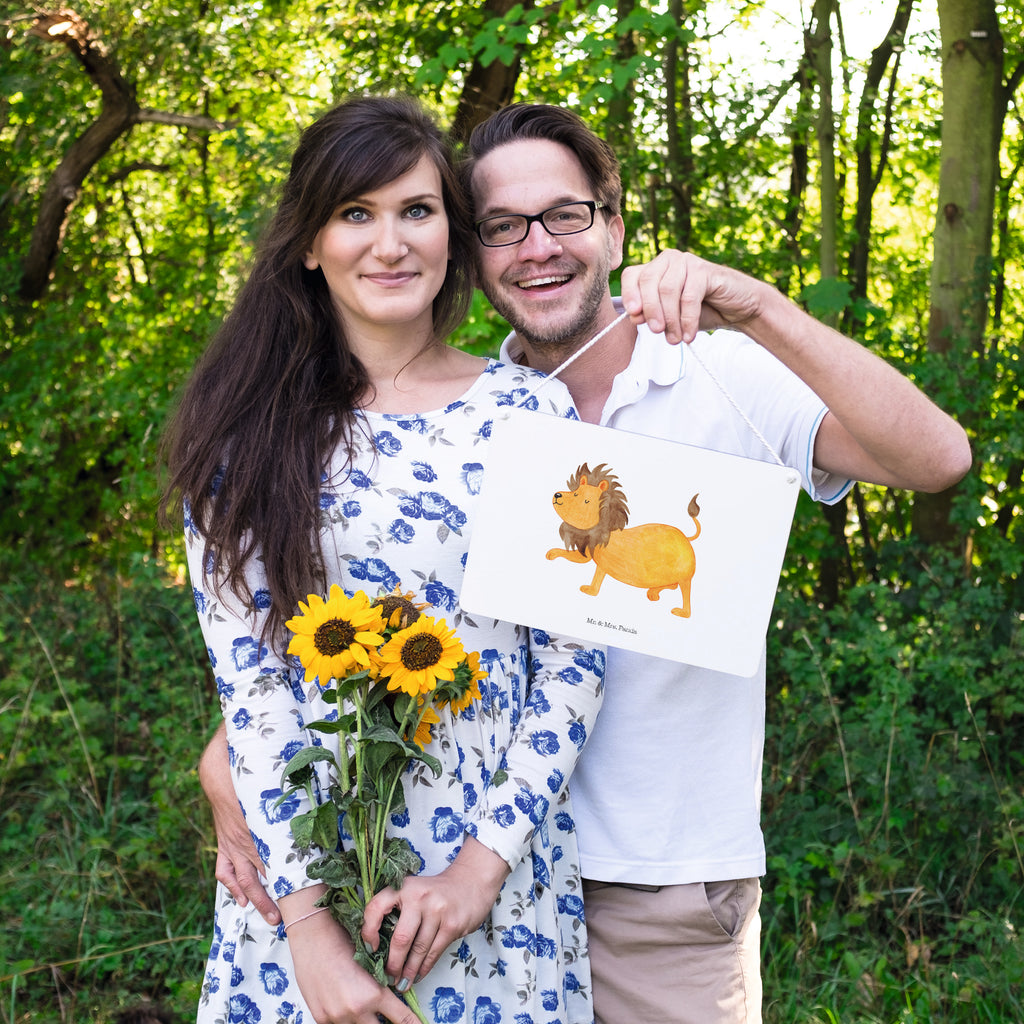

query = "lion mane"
[559, 462, 630, 556]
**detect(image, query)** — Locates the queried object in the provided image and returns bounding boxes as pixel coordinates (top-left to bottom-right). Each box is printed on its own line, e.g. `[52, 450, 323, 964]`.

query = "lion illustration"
[546, 462, 701, 618]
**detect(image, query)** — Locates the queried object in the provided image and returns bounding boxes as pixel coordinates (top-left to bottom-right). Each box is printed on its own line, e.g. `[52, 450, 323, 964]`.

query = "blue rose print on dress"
[349, 468, 374, 489]
[531, 852, 551, 890]
[272, 877, 293, 897]
[557, 893, 585, 923]
[431, 987, 466, 1023]
[194, 587, 208, 614]
[554, 811, 574, 833]
[232, 708, 251, 730]
[492, 804, 516, 829]
[444, 503, 467, 531]
[279, 739, 304, 762]
[430, 807, 463, 844]
[395, 415, 430, 434]
[573, 647, 606, 675]
[389, 519, 416, 544]
[375, 431, 403, 456]
[534, 935, 557, 959]
[526, 689, 551, 714]
[460, 463, 484, 495]
[227, 993, 261, 1023]
[231, 965, 244, 987]
[259, 788, 299, 824]
[342, 499, 362, 517]
[253, 589, 272, 611]
[477, 419, 493, 441]
[412, 461, 437, 482]
[541, 988, 559, 1011]
[515, 790, 549, 825]
[472, 996, 502, 1024]
[495, 388, 526, 407]
[231, 636, 265, 672]
[347, 557, 400, 591]
[545, 768, 564, 794]
[424, 579, 458, 611]
[319, 492, 336, 510]
[501, 924, 535, 952]
[252, 835, 271, 864]
[568, 721, 587, 750]
[528, 730, 561, 756]
[558, 666, 583, 685]
[259, 963, 289, 996]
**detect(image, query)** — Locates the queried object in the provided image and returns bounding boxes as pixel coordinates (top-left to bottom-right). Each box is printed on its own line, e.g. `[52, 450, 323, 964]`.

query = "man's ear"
[607, 212, 625, 271]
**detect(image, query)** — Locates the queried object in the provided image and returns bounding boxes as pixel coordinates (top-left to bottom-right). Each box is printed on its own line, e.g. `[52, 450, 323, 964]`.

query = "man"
[202, 104, 971, 1023]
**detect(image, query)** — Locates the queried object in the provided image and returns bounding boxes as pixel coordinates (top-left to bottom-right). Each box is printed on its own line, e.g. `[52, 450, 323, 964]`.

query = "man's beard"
[481, 261, 611, 356]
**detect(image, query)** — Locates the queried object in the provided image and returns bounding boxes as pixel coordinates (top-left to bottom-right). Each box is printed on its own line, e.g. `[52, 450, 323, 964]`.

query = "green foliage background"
[1, 1, 1021, 1022]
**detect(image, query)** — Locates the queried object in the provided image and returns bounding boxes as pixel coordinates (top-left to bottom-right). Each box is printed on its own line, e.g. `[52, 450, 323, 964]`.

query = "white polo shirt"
[500, 310, 851, 884]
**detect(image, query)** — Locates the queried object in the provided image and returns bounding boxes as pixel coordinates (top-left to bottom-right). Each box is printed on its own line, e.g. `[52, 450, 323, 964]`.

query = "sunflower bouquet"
[278, 583, 484, 1018]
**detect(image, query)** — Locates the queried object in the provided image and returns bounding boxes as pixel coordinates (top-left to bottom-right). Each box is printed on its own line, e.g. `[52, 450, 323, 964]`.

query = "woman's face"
[304, 154, 450, 339]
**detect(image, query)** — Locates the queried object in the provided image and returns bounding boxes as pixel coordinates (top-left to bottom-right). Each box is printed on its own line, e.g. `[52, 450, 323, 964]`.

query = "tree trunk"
[806, 0, 838, 290]
[913, 0, 1003, 545]
[664, 0, 693, 249]
[606, 0, 637, 200]
[450, 0, 535, 144]
[848, 0, 913, 311]
[19, 10, 139, 300]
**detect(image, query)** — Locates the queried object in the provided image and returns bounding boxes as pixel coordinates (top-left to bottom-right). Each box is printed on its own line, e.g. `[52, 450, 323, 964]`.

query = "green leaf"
[311, 800, 341, 850]
[302, 717, 350, 735]
[379, 837, 422, 891]
[800, 277, 853, 320]
[288, 808, 319, 849]
[309, 849, 361, 890]
[409, 747, 443, 778]
[281, 745, 337, 788]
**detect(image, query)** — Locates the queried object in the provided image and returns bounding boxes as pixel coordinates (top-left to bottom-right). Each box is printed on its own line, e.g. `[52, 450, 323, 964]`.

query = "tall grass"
[0, 555, 215, 1022]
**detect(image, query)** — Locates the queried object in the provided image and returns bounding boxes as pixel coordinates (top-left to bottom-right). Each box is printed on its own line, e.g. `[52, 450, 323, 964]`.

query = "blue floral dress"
[189, 360, 605, 1024]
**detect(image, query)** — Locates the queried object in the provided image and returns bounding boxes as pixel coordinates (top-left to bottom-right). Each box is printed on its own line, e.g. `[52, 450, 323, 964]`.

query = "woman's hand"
[281, 891, 423, 1024]
[199, 722, 282, 925]
[361, 836, 511, 991]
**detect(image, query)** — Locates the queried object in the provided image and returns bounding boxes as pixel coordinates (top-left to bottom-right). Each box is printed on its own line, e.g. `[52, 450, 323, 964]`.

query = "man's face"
[470, 138, 625, 353]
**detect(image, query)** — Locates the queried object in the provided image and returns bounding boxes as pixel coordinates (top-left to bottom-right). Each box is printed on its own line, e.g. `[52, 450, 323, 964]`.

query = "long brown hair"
[161, 95, 474, 647]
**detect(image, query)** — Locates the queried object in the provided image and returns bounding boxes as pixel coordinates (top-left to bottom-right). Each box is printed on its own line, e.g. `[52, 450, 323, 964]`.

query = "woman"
[163, 96, 605, 1024]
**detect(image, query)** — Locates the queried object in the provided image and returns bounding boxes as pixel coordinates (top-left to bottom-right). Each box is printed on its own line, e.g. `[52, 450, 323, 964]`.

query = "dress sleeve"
[465, 631, 605, 870]
[185, 509, 326, 898]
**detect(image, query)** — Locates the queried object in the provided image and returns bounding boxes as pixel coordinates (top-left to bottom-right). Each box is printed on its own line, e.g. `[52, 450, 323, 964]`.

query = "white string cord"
[681, 343, 786, 467]
[516, 312, 786, 467]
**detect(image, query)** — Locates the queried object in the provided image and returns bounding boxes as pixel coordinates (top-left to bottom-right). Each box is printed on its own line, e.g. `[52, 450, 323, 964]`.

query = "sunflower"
[372, 585, 428, 630]
[448, 650, 486, 716]
[407, 701, 441, 749]
[285, 585, 386, 683]
[377, 615, 465, 697]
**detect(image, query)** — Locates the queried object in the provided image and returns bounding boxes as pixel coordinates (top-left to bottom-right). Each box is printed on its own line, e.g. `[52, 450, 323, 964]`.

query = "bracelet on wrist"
[283, 906, 329, 932]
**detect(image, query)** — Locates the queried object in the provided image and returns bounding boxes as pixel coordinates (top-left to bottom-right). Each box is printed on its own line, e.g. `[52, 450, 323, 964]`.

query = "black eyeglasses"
[474, 200, 608, 247]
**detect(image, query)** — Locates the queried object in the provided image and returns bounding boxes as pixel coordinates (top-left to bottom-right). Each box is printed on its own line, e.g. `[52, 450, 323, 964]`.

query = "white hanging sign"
[461, 408, 801, 677]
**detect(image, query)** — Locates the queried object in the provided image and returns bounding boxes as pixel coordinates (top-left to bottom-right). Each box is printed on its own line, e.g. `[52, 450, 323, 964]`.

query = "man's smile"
[515, 274, 573, 290]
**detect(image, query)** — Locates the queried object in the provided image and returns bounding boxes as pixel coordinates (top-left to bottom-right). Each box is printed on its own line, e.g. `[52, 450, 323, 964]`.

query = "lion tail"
[685, 493, 701, 542]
